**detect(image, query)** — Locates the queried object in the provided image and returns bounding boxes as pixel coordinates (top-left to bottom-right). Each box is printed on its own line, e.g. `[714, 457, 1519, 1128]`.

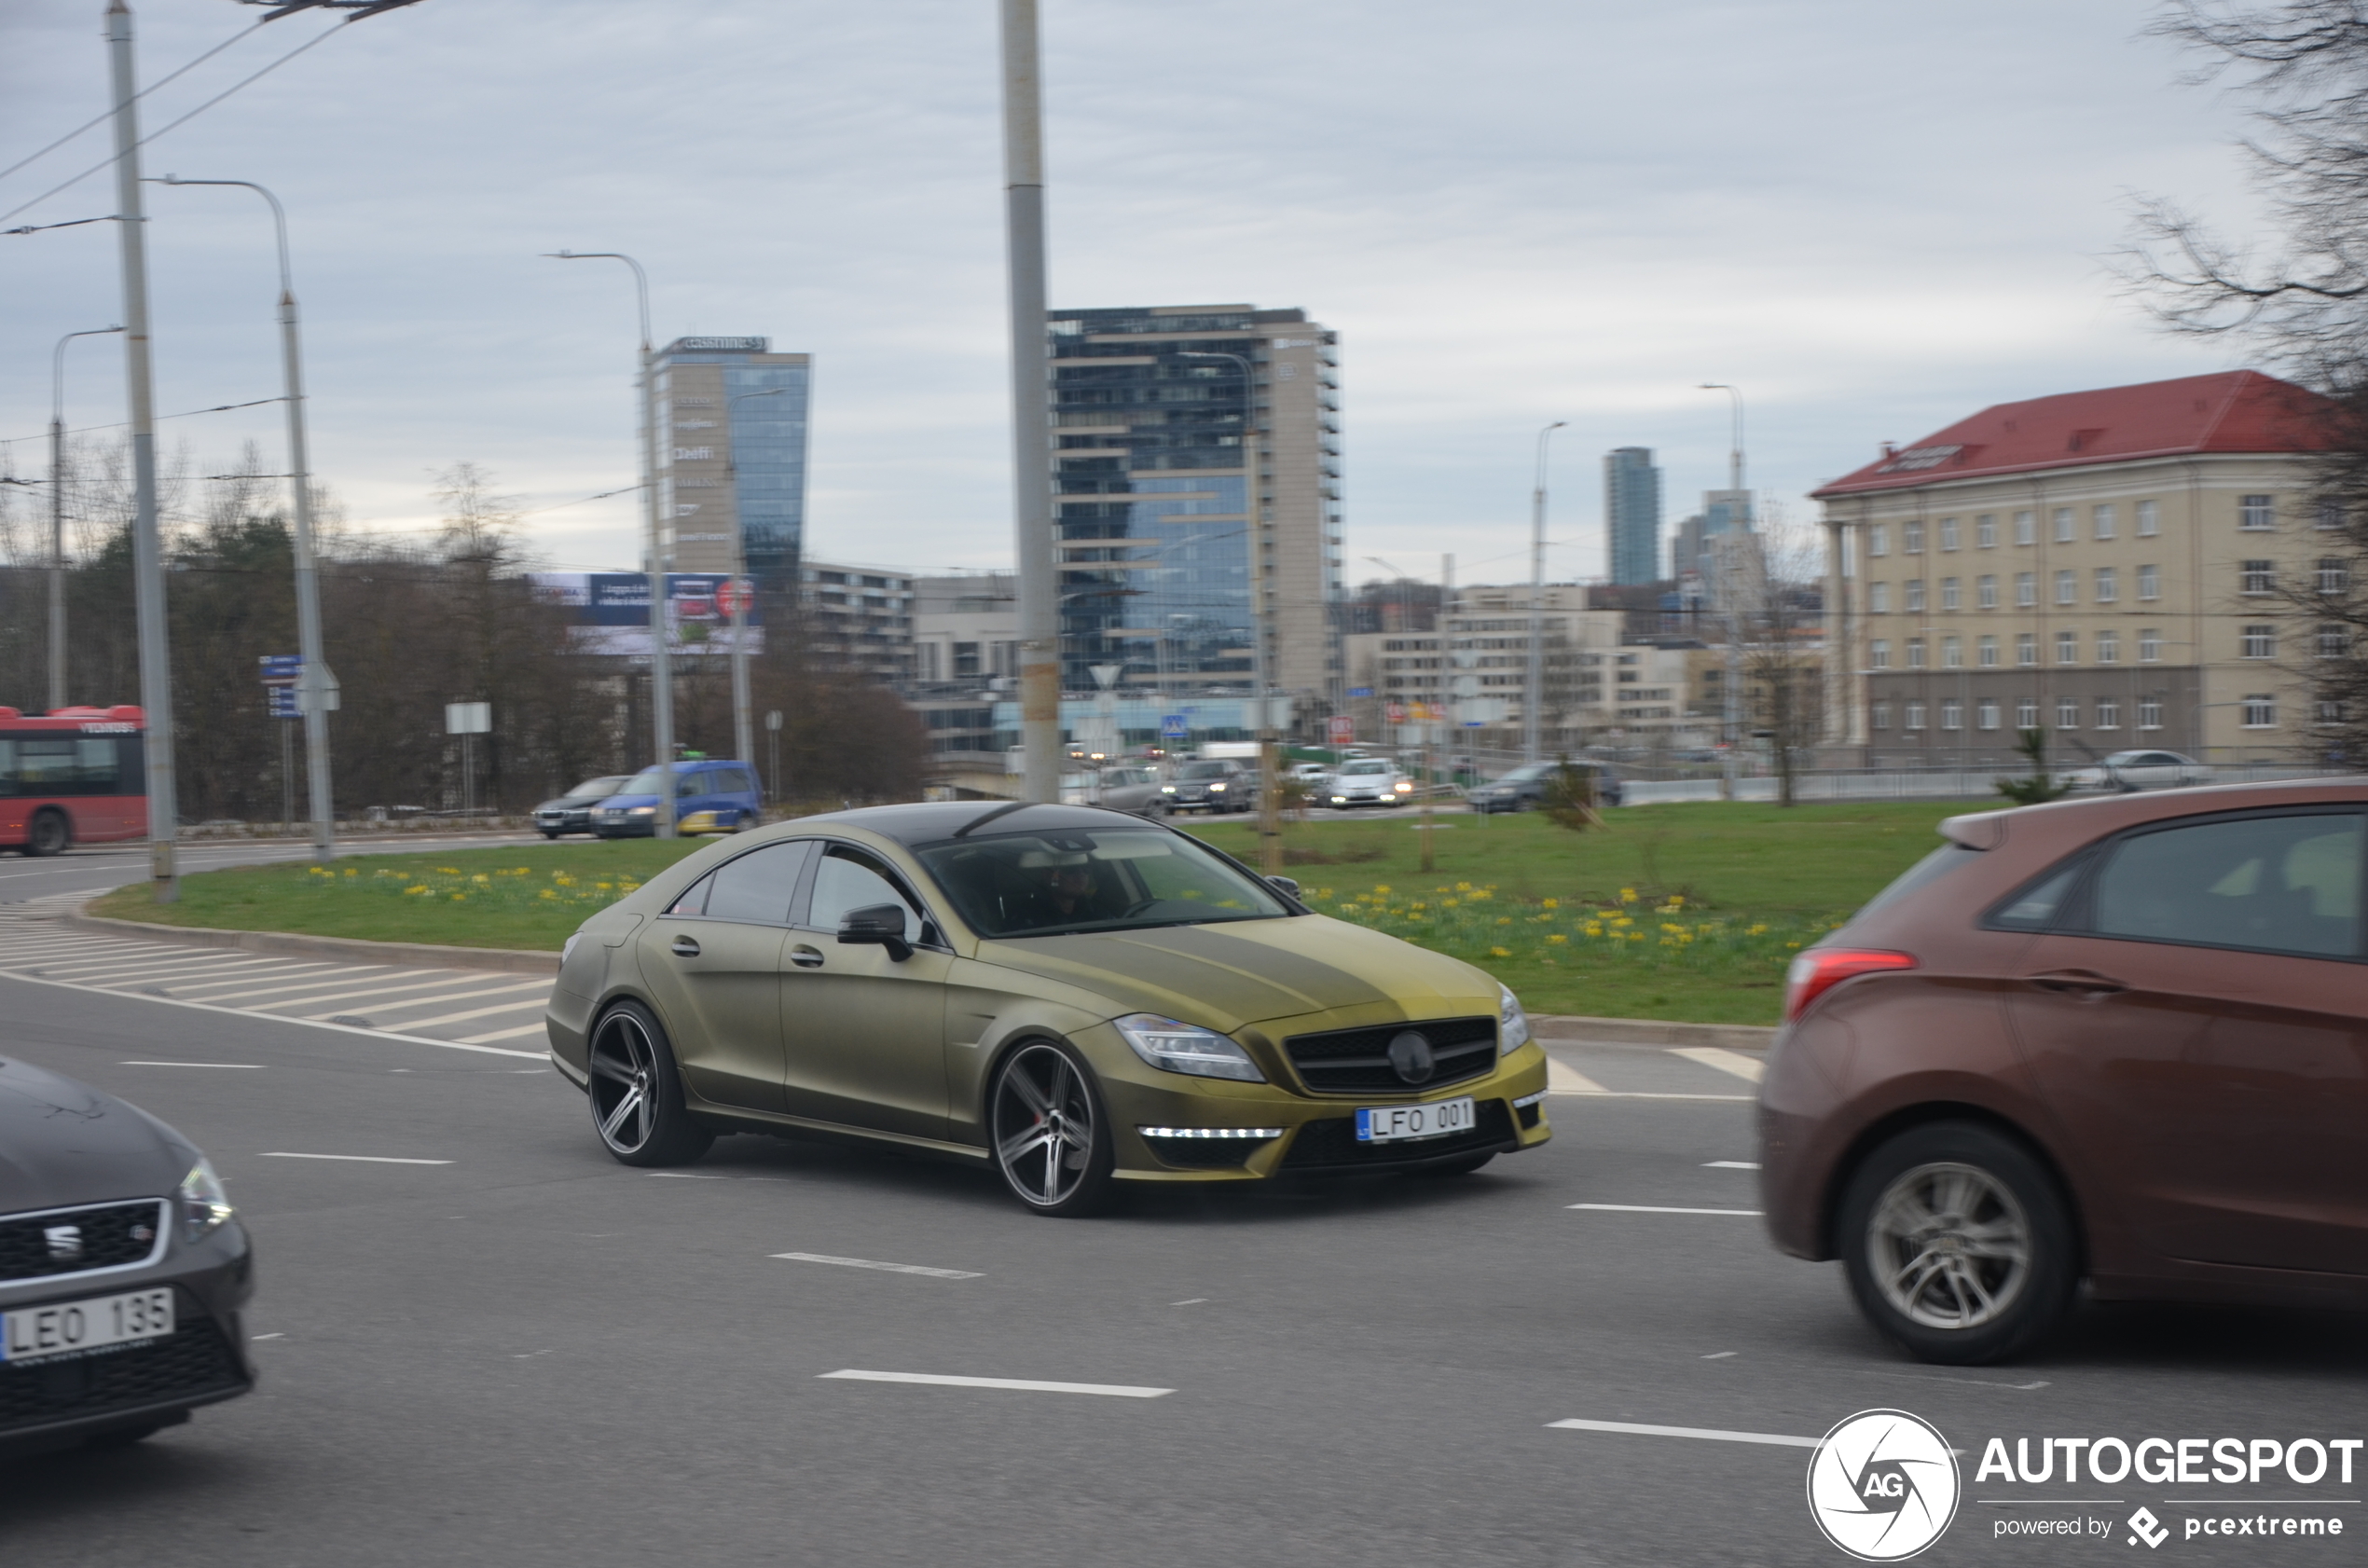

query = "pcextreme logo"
[1808, 1409, 1962, 1561]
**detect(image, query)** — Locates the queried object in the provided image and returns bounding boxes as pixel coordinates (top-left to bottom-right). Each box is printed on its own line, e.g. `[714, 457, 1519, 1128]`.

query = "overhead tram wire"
[0, 16, 270, 188]
[1, 396, 285, 448]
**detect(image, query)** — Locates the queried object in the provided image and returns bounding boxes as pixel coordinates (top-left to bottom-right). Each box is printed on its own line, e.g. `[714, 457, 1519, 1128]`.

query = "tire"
[987, 1039, 1115, 1217]
[1411, 1152, 1494, 1177]
[1837, 1121, 2077, 1365]
[541, 830, 560, 840]
[585, 1001, 713, 1167]
[24, 809, 69, 858]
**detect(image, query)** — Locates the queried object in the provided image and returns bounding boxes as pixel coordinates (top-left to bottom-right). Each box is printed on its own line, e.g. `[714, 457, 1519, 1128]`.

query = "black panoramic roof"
[803, 801, 1156, 847]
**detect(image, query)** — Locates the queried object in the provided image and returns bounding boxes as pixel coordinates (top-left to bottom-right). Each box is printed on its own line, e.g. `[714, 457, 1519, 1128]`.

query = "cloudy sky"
[0, 0, 2266, 587]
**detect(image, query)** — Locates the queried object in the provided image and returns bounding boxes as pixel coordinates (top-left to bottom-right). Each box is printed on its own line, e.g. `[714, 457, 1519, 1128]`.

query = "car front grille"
[0, 1201, 167, 1284]
[1281, 1017, 1497, 1094]
[1280, 1100, 1517, 1170]
[0, 1289, 246, 1434]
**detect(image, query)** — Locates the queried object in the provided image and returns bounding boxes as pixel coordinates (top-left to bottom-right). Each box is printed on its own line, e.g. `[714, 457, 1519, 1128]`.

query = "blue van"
[591, 759, 762, 838]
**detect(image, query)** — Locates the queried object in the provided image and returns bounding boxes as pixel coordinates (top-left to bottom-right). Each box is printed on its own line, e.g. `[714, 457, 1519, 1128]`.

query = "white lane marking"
[646, 1172, 725, 1179]
[121, 1061, 265, 1069]
[161, 961, 370, 992]
[1547, 1418, 1818, 1449]
[1671, 1046, 1765, 1084]
[1547, 1057, 1607, 1095]
[258, 975, 523, 1012]
[1567, 1204, 1764, 1216]
[0, 969, 545, 1058]
[819, 1369, 1172, 1398]
[772, 1252, 983, 1280]
[459, 1023, 547, 1044]
[258, 1152, 454, 1165]
[1700, 1351, 1738, 1360]
[251, 1332, 284, 1341]
[1570, 1092, 1753, 1102]
[53, 954, 309, 982]
[173, 966, 409, 1002]
[0, 939, 185, 961]
[1171, 1298, 1208, 1306]
[1704, 1160, 1760, 1169]
[366, 994, 549, 1031]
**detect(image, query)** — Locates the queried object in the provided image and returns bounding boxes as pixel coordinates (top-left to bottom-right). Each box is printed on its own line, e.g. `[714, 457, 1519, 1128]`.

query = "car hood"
[539, 795, 604, 811]
[0, 1058, 191, 1214]
[973, 915, 1496, 1034]
[599, 793, 664, 809]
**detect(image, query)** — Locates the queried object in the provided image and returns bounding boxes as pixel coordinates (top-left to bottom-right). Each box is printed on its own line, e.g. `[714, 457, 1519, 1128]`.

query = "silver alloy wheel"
[992, 1042, 1095, 1208]
[588, 1010, 658, 1155]
[1865, 1160, 2033, 1330]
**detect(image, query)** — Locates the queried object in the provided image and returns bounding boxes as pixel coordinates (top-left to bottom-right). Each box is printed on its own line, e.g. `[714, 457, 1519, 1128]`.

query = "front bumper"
[595, 814, 658, 837]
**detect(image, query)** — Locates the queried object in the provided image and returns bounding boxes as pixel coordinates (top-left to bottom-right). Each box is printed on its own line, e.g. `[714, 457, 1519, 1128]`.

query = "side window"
[667, 873, 713, 916]
[677, 771, 704, 798]
[807, 846, 925, 943]
[2090, 813, 2362, 958]
[723, 768, 754, 794]
[702, 840, 815, 925]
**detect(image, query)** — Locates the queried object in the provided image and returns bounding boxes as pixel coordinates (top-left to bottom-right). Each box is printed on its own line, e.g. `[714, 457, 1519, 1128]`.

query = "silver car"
[1095, 765, 1169, 818]
[2063, 750, 2212, 792]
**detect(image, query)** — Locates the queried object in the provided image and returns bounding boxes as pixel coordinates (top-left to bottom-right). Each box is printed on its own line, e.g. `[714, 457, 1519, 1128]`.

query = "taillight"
[1783, 947, 1917, 1023]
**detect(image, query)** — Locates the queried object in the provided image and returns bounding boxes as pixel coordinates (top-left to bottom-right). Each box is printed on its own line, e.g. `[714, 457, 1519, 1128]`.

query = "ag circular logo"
[1806, 1409, 1961, 1561]
[1386, 1030, 1436, 1084]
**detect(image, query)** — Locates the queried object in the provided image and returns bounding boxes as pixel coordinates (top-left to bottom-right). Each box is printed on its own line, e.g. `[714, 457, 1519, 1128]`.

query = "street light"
[546, 249, 674, 837]
[1524, 421, 1566, 764]
[158, 174, 337, 861]
[1178, 349, 1283, 875]
[723, 384, 783, 788]
[48, 324, 121, 712]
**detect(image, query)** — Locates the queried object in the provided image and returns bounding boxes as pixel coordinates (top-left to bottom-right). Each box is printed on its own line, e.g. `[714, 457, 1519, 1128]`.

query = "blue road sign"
[267, 685, 299, 719]
[1347, 686, 1373, 698]
[1160, 714, 1189, 741]
[258, 653, 301, 683]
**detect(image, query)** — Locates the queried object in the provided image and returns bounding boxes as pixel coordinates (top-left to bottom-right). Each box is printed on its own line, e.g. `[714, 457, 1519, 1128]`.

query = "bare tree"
[1716, 501, 1825, 805]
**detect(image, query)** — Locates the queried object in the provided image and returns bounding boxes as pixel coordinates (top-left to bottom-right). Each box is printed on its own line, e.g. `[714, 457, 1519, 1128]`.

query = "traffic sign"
[714, 577, 755, 618]
[1327, 715, 1354, 745]
[1347, 686, 1373, 698]
[1161, 714, 1189, 741]
[1385, 703, 1406, 725]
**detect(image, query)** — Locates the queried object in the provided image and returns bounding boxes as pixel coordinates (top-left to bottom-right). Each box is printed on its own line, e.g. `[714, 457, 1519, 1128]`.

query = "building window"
[2017, 698, 2040, 729]
[2015, 510, 2036, 545]
[1867, 523, 1889, 557]
[1871, 701, 1892, 730]
[2320, 623, 2349, 658]
[2242, 558, 2275, 594]
[2096, 629, 2120, 664]
[1907, 638, 1927, 669]
[1904, 520, 1925, 554]
[1977, 573, 1998, 609]
[2016, 571, 2037, 607]
[2096, 698, 2121, 730]
[1977, 634, 1999, 667]
[2139, 627, 2162, 662]
[1905, 701, 1927, 731]
[2058, 698, 2080, 729]
[2137, 498, 2160, 537]
[2057, 629, 2080, 664]
[2094, 567, 2118, 603]
[2138, 562, 2159, 600]
[1977, 698, 2001, 730]
[2140, 697, 2164, 729]
[2319, 557, 2349, 594]
[2055, 569, 2077, 605]
[2242, 693, 2277, 727]
[1868, 639, 1891, 670]
[2240, 494, 2275, 530]
[1941, 699, 1962, 731]
[1869, 582, 1891, 613]
[2316, 498, 2345, 531]
[1943, 635, 1962, 668]
[2054, 507, 2076, 543]
[1976, 514, 1998, 548]
[2242, 624, 2277, 658]
[2094, 503, 2117, 541]
[1939, 517, 1960, 551]
[2017, 632, 2038, 667]
[1905, 580, 1927, 612]
[1940, 577, 1961, 611]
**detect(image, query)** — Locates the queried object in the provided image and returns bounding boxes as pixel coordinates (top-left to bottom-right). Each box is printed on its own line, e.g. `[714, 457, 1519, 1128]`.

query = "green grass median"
[88, 801, 1969, 1023]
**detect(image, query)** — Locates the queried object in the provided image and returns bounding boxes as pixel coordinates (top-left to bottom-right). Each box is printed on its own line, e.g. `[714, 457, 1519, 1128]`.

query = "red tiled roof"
[1811, 370, 2338, 498]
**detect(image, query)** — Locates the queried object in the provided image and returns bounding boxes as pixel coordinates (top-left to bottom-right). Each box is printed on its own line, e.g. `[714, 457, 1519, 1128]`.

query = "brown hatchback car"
[1760, 777, 2367, 1364]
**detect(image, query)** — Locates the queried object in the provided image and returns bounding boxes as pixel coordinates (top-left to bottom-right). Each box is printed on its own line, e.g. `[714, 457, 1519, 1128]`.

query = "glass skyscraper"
[1604, 446, 1663, 585]
[653, 337, 810, 592]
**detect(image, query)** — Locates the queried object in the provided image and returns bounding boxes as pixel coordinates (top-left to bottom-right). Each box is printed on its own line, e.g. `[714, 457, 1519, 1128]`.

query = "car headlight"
[1208, 782, 1226, 791]
[1331, 795, 1347, 803]
[1498, 983, 1532, 1054]
[1395, 779, 1413, 792]
[562, 932, 581, 964]
[1113, 1014, 1266, 1082]
[179, 1158, 235, 1243]
[629, 805, 655, 817]
[1161, 785, 1176, 793]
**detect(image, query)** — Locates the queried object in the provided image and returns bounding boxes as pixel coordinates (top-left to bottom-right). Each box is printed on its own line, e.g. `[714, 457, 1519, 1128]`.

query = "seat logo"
[43, 1225, 84, 1261]
[1386, 1031, 1436, 1085]
[1807, 1409, 1961, 1561]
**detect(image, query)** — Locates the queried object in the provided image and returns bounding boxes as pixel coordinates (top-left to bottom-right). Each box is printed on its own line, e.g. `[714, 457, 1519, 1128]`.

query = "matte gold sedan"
[544, 803, 1550, 1215]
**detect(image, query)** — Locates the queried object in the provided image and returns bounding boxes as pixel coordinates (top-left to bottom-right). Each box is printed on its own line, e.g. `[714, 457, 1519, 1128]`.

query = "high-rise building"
[1672, 488, 1753, 589]
[1604, 447, 1663, 585]
[654, 337, 811, 592]
[1045, 304, 1342, 708]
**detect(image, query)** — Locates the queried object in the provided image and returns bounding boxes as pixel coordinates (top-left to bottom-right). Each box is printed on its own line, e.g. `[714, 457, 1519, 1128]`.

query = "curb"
[1532, 1013, 1775, 1052]
[65, 911, 559, 975]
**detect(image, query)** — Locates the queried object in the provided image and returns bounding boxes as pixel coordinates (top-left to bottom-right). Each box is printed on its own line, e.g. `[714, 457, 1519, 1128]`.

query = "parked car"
[1287, 762, 1333, 783]
[1095, 765, 1169, 818]
[0, 1058, 254, 1451]
[1160, 759, 1254, 815]
[1759, 777, 2368, 1364]
[544, 802, 1550, 1215]
[533, 774, 634, 838]
[1325, 758, 1413, 808]
[593, 761, 762, 838]
[1467, 759, 1623, 812]
[2061, 750, 2210, 792]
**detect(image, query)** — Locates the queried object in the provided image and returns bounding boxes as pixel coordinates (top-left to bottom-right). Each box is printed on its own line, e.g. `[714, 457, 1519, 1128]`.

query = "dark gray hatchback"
[0, 1057, 254, 1451]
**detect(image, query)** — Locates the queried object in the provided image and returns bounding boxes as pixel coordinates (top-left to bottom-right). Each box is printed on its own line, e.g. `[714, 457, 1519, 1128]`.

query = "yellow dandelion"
[1490, 945, 1511, 957]
[1541, 898, 1559, 910]
[1547, 933, 1567, 944]
[1619, 887, 1637, 903]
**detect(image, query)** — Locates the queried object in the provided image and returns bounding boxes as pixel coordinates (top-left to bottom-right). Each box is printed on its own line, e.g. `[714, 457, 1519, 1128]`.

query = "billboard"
[529, 572, 764, 656]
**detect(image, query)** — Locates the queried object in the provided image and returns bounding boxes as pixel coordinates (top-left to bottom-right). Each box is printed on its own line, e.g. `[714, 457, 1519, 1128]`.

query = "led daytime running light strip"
[1137, 1125, 1286, 1140]
[1511, 1089, 1549, 1108]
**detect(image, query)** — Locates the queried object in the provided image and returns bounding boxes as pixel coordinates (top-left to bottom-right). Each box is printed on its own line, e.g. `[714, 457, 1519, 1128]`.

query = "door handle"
[670, 936, 701, 958]
[788, 944, 824, 969]
[2030, 969, 2125, 997]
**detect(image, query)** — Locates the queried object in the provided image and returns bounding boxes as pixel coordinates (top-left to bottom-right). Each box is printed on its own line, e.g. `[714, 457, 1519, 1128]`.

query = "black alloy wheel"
[1838, 1121, 2077, 1365]
[988, 1040, 1114, 1217]
[23, 809, 69, 858]
[585, 1001, 713, 1166]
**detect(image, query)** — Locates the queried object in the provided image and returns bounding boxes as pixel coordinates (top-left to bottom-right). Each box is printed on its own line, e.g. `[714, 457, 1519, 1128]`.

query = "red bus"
[0, 706, 148, 857]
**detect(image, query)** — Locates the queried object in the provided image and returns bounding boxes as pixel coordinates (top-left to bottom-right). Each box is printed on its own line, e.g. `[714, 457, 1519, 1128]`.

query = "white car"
[1324, 757, 1413, 808]
[2062, 750, 2212, 792]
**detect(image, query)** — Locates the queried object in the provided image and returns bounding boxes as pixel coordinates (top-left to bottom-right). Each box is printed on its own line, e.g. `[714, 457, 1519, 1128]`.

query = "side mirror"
[836, 902, 913, 962]
[1266, 875, 1301, 900]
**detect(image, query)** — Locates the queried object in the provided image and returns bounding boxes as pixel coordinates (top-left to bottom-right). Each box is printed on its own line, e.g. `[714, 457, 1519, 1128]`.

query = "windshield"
[916, 827, 1291, 939]
[619, 765, 698, 796]
[1176, 762, 1232, 780]
[567, 776, 629, 800]
[1340, 760, 1389, 776]
[1497, 763, 1555, 783]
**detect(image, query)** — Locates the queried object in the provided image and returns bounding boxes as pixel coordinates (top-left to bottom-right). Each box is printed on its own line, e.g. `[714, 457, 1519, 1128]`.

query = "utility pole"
[1524, 421, 1565, 764]
[48, 325, 121, 712]
[1000, 0, 1060, 805]
[107, 1, 179, 901]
